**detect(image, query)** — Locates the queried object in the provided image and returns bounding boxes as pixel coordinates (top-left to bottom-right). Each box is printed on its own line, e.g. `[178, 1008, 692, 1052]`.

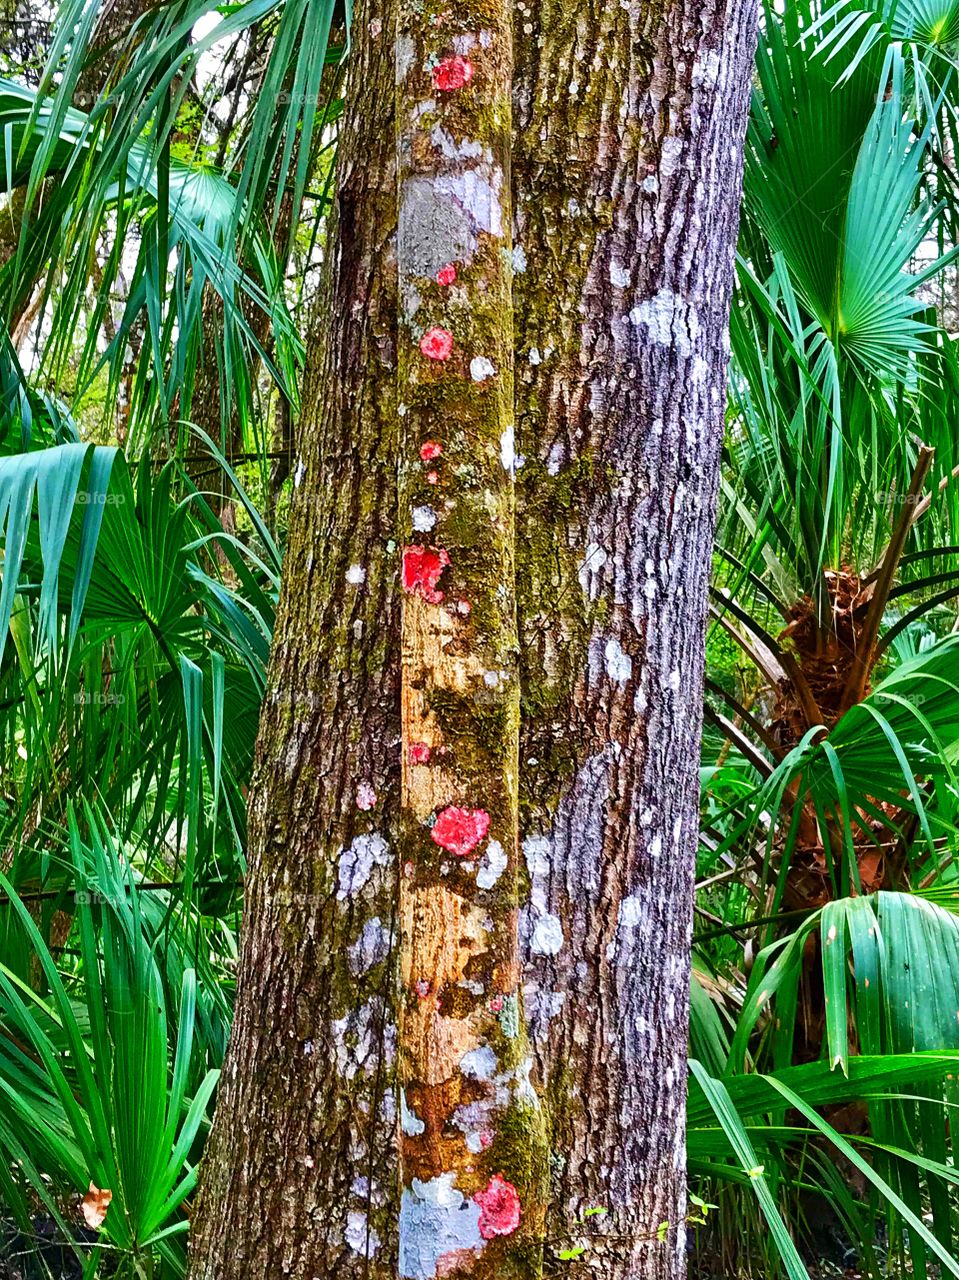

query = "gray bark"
[513, 2, 758, 1275]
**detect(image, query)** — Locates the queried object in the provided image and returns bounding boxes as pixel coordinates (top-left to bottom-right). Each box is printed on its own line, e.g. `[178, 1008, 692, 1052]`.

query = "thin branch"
[841, 444, 935, 713]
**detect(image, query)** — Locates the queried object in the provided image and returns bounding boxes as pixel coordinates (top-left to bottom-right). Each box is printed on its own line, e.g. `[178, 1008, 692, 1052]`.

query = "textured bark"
[512, 1, 758, 1276]
[188, 0, 757, 1275]
[395, 4, 547, 1278]
[186, 0, 401, 1274]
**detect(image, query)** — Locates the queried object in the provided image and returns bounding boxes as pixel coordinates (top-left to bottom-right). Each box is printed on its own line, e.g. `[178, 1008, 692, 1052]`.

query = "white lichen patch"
[618, 894, 644, 928]
[348, 917, 391, 975]
[628, 287, 700, 356]
[398, 1174, 485, 1280]
[660, 135, 685, 177]
[476, 839, 507, 890]
[401, 1089, 426, 1137]
[332, 999, 395, 1080]
[500, 425, 517, 472]
[345, 1209, 381, 1257]
[460, 1044, 498, 1081]
[435, 169, 504, 238]
[356, 781, 377, 810]
[337, 832, 390, 899]
[430, 125, 485, 161]
[604, 637, 633, 684]
[411, 504, 437, 532]
[530, 912, 564, 956]
[692, 49, 721, 88]
[346, 564, 367, 586]
[578, 542, 608, 599]
[470, 355, 497, 382]
[609, 260, 630, 288]
[395, 33, 415, 83]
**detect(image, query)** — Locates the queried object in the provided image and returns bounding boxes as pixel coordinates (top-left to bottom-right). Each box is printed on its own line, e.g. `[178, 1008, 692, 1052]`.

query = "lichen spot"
[432, 55, 474, 92]
[420, 440, 443, 462]
[474, 1175, 521, 1240]
[345, 1210, 381, 1257]
[412, 504, 437, 532]
[437, 263, 457, 286]
[410, 741, 431, 765]
[476, 839, 507, 890]
[346, 563, 367, 586]
[470, 355, 496, 383]
[403, 545, 450, 603]
[431, 806, 490, 857]
[604, 637, 633, 684]
[356, 782, 377, 811]
[420, 327, 454, 361]
[530, 912, 564, 956]
[460, 1044, 497, 1080]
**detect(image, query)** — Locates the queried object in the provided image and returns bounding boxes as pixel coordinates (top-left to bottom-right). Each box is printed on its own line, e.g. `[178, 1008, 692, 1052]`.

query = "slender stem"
[841, 445, 935, 714]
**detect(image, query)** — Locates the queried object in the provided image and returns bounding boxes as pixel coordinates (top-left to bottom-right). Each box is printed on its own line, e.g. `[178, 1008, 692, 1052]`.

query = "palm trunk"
[512, 3, 758, 1276]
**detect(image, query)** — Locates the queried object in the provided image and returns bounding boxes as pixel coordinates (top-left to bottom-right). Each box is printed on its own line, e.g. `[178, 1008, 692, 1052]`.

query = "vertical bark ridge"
[395, 4, 548, 1278]
[512, 1, 758, 1276]
[186, 0, 402, 1273]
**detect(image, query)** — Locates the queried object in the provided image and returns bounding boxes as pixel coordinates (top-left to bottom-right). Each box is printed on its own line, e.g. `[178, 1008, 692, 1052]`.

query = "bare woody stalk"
[395, 3, 547, 1278]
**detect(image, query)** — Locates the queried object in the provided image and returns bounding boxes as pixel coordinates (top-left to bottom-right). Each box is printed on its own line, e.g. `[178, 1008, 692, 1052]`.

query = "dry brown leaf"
[81, 1182, 112, 1228]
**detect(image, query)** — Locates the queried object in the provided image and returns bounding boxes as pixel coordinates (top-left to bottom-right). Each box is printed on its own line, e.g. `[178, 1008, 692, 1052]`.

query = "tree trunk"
[186, 0, 402, 1272]
[187, 0, 758, 1274]
[511, 2, 758, 1277]
[394, 1, 548, 1276]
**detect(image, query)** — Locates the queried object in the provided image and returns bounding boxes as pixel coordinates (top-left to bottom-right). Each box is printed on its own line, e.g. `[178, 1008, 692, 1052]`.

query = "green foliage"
[697, 0, 959, 1275]
[2, 0, 959, 1273]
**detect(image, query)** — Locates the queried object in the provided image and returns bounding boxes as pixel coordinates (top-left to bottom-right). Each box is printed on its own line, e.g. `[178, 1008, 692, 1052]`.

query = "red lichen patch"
[414, 978, 431, 998]
[436, 263, 457, 286]
[402, 545, 450, 603]
[420, 440, 443, 461]
[426, 470, 439, 485]
[488, 994, 504, 1013]
[432, 55, 474, 92]
[419, 327, 454, 361]
[474, 1174, 521, 1239]
[410, 742, 431, 765]
[431, 806, 490, 857]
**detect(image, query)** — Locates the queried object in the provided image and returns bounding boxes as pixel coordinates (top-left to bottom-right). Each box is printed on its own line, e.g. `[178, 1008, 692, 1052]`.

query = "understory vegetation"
[2, 0, 959, 1275]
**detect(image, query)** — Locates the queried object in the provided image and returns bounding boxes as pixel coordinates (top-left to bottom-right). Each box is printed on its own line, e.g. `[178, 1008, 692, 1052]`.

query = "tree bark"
[186, 0, 402, 1273]
[512, 2, 758, 1277]
[394, 2, 547, 1277]
[187, 0, 758, 1275]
